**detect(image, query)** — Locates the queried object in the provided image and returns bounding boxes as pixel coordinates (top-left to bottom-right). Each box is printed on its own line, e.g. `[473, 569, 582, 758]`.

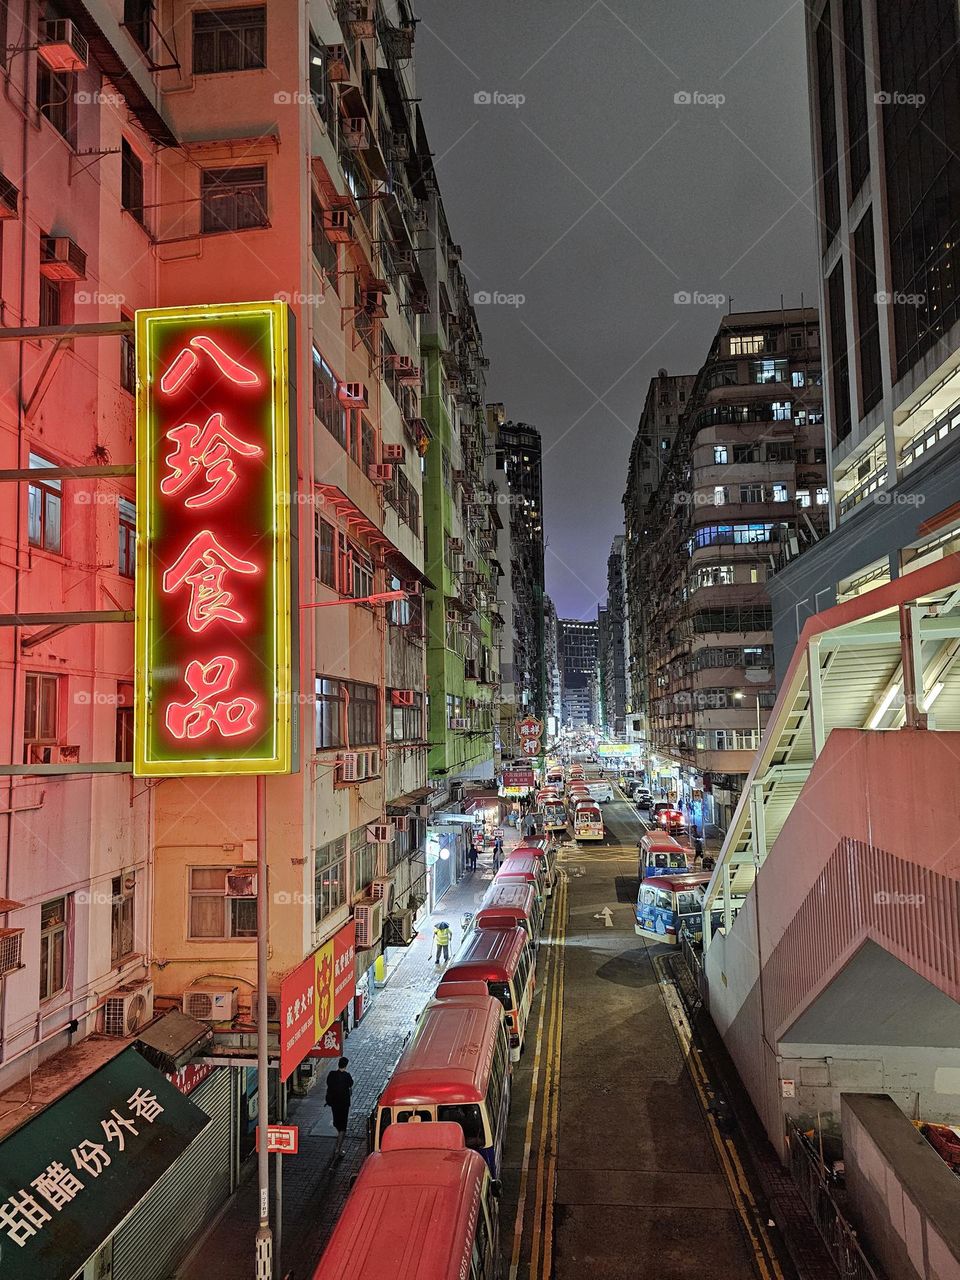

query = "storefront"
[0, 1044, 216, 1280]
[425, 818, 469, 908]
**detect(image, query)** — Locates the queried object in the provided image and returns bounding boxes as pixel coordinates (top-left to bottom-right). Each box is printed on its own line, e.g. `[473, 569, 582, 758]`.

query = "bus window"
[516, 945, 531, 995]
[397, 1107, 432, 1123]
[655, 888, 673, 912]
[676, 891, 701, 913]
[640, 886, 657, 908]
[377, 1107, 392, 1144]
[488, 981, 511, 1010]
[437, 1103, 485, 1150]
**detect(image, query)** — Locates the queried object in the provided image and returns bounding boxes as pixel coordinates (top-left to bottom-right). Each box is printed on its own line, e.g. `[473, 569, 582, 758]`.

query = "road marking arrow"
[593, 907, 614, 927]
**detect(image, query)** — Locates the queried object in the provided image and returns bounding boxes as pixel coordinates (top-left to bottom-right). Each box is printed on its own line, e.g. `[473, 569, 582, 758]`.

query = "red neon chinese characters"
[158, 333, 261, 395]
[165, 656, 257, 740]
[161, 413, 263, 509]
[162, 529, 258, 633]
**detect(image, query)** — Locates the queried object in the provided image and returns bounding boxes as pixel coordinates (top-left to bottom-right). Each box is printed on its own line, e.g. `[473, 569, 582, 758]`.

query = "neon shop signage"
[134, 301, 294, 776]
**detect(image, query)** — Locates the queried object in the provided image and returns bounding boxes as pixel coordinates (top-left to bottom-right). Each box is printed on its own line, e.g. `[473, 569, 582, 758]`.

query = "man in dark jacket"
[326, 1056, 354, 1159]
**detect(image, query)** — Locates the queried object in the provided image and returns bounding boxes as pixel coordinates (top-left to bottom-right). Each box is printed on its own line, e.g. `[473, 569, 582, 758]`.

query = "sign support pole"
[255, 774, 273, 1279]
[274, 1150, 283, 1279]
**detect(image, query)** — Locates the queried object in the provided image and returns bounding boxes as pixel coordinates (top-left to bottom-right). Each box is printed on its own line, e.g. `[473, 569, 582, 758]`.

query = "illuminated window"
[816, 487, 830, 505]
[797, 489, 811, 507]
[772, 483, 789, 502]
[713, 446, 729, 464]
[728, 334, 766, 356]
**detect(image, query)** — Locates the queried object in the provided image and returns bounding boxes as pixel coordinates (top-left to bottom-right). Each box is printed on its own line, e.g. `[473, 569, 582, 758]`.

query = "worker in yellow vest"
[434, 921, 452, 965]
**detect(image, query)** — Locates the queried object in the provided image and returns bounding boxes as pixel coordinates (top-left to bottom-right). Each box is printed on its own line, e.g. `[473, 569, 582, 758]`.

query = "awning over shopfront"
[0, 1046, 209, 1278]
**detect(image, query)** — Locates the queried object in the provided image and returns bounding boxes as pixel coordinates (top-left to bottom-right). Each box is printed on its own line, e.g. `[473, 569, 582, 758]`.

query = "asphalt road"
[501, 792, 771, 1280]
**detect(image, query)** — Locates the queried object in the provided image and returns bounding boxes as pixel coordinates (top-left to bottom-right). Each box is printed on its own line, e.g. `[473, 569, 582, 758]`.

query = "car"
[586, 781, 615, 803]
[650, 801, 674, 821]
[632, 786, 654, 807]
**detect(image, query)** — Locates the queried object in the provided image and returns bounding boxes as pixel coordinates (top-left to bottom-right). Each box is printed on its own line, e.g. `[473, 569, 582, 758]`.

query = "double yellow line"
[653, 955, 784, 1280]
[509, 873, 568, 1280]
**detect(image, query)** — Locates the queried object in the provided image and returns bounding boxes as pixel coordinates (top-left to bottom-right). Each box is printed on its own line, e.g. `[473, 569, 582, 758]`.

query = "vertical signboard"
[314, 920, 357, 1045]
[134, 301, 294, 775]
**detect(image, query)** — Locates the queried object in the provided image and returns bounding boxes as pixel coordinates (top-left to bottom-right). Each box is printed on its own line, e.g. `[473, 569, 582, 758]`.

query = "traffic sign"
[256, 1124, 299, 1154]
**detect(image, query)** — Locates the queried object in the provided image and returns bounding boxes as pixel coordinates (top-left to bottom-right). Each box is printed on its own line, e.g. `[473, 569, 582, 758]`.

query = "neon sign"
[134, 301, 294, 775]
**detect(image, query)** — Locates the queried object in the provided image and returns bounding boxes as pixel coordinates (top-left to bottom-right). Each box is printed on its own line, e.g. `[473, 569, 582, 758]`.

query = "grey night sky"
[414, 0, 820, 620]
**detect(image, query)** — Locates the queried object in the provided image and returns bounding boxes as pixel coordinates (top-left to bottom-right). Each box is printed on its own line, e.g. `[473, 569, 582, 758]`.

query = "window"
[389, 691, 423, 742]
[360, 417, 376, 473]
[116, 706, 134, 762]
[772, 483, 789, 502]
[124, 0, 153, 52]
[121, 140, 144, 224]
[816, 487, 830, 505]
[28, 454, 62, 552]
[797, 489, 811, 508]
[120, 318, 136, 393]
[732, 445, 759, 464]
[314, 838, 347, 925]
[347, 681, 379, 746]
[815, 4, 840, 239]
[827, 261, 851, 445]
[188, 867, 256, 939]
[39, 275, 61, 328]
[311, 194, 339, 292]
[111, 874, 136, 963]
[749, 358, 787, 384]
[853, 211, 883, 414]
[772, 401, 792, 421]
[713, 486, 728, 506]
[740, 484, 763, 504]
[24, 673, 59, 757]
[315, 678, 379, 748]
[37, 62, 73, 141]
[118, 498, 136, 577]
[312, 350, 347, 447]
[728, 334, 766, 356]
[40, 898, 67, 1001]
[791, 371, 806, 388]
[338, 535, 374, 599]
[201, 166, 267, 233]
[713, 446, 729, 465]
[193, 6, 266, 74]
[315, 677, 344, 749]
[351, 827, 377, 897]
[315, 515, 335, 587]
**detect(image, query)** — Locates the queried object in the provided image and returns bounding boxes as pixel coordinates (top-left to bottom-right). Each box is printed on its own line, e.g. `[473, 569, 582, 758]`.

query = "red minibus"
[638, 830, 689, 879]
[312, 1124, 500, 1280]
[512, 838, 556, 895]
[474, 880, 543, 946]
[438, 927, 535, 1060]
[372, 995, 511, 1176]
[494, 852, 548, 902]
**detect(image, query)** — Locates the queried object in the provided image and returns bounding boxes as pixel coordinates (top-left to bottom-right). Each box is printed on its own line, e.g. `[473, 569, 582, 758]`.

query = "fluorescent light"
[869, 683, 900, 729]
[925, 681, 945, 710]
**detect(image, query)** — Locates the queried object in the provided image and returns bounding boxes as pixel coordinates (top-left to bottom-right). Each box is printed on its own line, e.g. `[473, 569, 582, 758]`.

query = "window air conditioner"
[38, 19, 89, 72]
[354, 898, 383, 949]
[182, 986, 238, 1022]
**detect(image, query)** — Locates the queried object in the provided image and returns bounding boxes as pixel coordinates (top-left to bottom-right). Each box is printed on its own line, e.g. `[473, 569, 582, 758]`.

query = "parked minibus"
[542, 797, 567, 833]
[438, 927, 535, 1060]
[372, 995, 511, 1175]
[572, 802, 604, 841]
[511, 838, 555, 895]
[474, 880, 544, 947]
[634, 872, 712, 945]
[312, 1124, 501, 1280]
[638, 831, 690, 880]
[494, 851, 548, 901]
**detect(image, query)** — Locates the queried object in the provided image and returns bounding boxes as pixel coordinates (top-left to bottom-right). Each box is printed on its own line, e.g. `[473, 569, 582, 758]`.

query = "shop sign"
[502, 768, 535, 788]
[308, 1024, 343, 1058]
[315, 920, 357, 1044]
[134, 301, 295, 776]
[517, 717, 543, 739]
[165, 1061, 216, 1096]
[279, 919, 357, 1081]
[520, 738, 540, 757]
[0, 1048, 208, 1279]
[279, 952, 316, 1081]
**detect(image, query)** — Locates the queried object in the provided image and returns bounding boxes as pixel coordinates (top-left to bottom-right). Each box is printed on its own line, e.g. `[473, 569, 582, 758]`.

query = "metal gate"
[111, 1068, 235, 1280]
[787, 1125, 884, 1280]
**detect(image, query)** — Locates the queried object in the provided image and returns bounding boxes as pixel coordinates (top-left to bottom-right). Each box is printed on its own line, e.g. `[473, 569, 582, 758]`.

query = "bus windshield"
[437, 1103, 485, 1149]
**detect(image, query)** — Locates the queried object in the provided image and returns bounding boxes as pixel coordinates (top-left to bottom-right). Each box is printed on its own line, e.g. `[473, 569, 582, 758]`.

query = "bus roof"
[640, 872, 712, 892]
[439, 926, 527, 982]
[495, 855, 542, 882]
[480, 881, 537, 913]
[312, 1126, 487, 1280]
[640, 831, 684, 850]
[379, 997, 503, 1107]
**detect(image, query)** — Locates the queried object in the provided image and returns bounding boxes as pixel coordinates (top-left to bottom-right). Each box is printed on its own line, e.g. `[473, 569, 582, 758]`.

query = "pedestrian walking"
[434, 920, 452, 965]
[468, 845, 478, 872]
[493, 834, 503, 868]
[325, 1056, 354, 1160]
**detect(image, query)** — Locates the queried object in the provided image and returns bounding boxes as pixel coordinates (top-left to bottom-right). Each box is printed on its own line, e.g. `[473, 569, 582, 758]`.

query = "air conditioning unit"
[103, 981, 154, 1037]
[225, 867, 257, 897]
[448, 538, 463, 554]
[382, 443, 405, 462]
[354, 898, 383, 949]
[392, 689, 416, 708]
[366, 823, 395, 844]
[447, 243, 462, 265]
[339, 751, 360, 782]
[371, 878, 396, 912]
[182, 986, 238, 1022]
[393, 815, 410, 833]
[341, 1, 375, 37]
[393, 247, 416, 275]
[252, 991, 281, 1023]
[450, 717, 470, 730]
[363, 284, 388, 318]
[0, 929, 24, 977]
[447, 374, 462, 392]
[323, 207, 353, 243]
[368, 463, 393, 484]
[390, 131, 410, 161]
[40, 237, 87, 283]
[325, 44, 350, 83]
[0, 173, 19, 220]
[390, 908, 415, 944]
[338, 381, 368, 407]
[464, 560, 476, 572]
[38, 19, 89, 72]
[415, 803, 430, 819]
[342, 117, 369, 149]
[445, 608, 459, 623]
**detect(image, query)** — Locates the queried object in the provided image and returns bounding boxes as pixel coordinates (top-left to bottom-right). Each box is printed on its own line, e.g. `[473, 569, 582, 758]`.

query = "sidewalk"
[176, 842, 512, 1280]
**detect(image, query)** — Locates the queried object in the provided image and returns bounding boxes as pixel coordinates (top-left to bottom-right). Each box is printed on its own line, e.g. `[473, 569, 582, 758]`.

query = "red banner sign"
[165, 1062, 216, 1096]
[279, 953, 316, 1081]
[503, 768, 535, 787]
[308, 1023, 343, 1058]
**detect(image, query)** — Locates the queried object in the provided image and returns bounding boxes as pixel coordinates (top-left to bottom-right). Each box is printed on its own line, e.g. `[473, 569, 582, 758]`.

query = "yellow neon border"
[134, 300, 292, 776]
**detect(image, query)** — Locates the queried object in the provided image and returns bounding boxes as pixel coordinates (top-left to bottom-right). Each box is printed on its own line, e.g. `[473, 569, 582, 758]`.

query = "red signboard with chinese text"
[315, 919, 356, 1044]
[165, 1062, 216, 1096]
[518, 717, 543, 739]
[308, 1022, 342, 1058]
[134, 301, 295, 776]
[279, 953, 316, 1082]
[520, 739, 541, 756]
[503, 768, 535, 788]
